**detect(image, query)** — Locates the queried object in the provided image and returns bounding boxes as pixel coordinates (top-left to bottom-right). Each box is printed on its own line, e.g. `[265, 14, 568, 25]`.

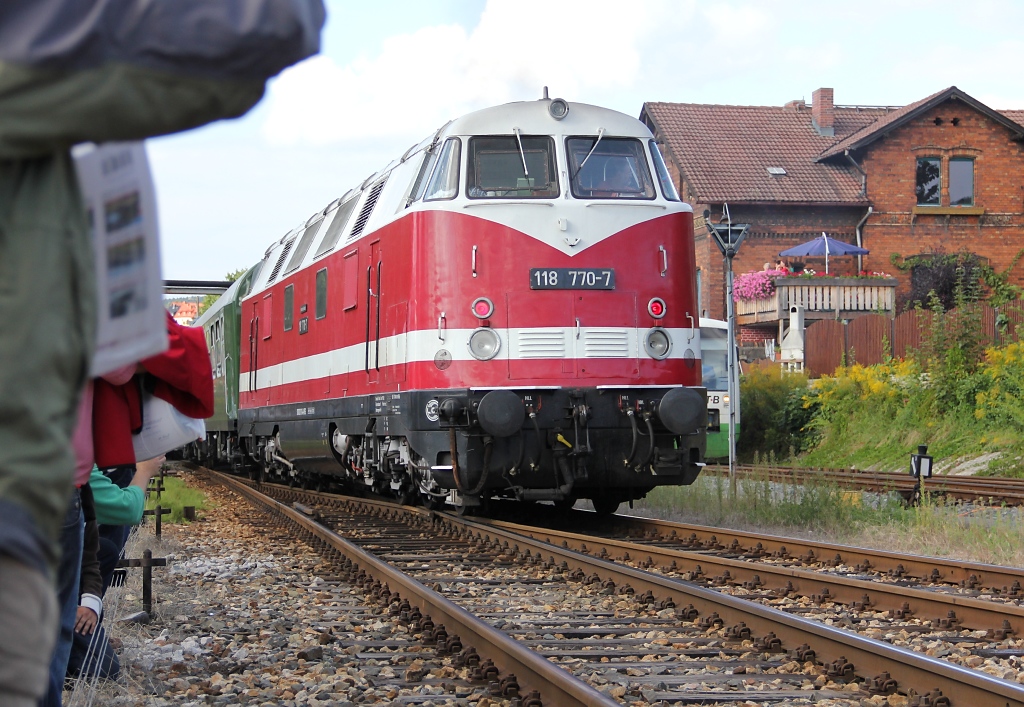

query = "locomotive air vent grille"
[349, 177, 388, 239]
[267, 239, 294, 284]
[582, 328, 630, 357]
[517, 329, 566, 358]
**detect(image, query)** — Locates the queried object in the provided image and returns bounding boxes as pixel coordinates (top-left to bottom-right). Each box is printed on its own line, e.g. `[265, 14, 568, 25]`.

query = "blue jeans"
[98, 465, 134, 592]
[66, 622, 120, 681]
[40, 488, 83, 707]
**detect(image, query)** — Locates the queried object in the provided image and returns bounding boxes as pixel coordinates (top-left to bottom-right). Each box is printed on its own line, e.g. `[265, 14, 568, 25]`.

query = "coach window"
[915, 157, 941, 206]
[567, 137, 656, 200]
[466, 136, 558, 198]
[284, 285, 294, 331]
[423, 138, 461, 201]
[949, 158, 975, 206]
[649, 140, 681, 201]
[316, 268, 328, 319]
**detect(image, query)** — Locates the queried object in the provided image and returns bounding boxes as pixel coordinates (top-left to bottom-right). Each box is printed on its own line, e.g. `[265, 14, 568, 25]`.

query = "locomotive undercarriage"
[231, 386, 706, 515]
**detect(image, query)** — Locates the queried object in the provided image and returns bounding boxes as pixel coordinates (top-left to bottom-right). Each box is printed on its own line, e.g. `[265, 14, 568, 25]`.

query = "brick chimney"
[811, 88, 834, 136]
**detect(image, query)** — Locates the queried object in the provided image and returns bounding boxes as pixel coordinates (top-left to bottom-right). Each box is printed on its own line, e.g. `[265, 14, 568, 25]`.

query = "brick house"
[641, 87, 1024, 342]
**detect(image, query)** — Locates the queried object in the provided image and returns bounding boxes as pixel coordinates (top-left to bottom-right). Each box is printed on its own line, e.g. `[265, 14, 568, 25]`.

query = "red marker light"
[648, 297, 667, 319]
[472, 297, 494, 319]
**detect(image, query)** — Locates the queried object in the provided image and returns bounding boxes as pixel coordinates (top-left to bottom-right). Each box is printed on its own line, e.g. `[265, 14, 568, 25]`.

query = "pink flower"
[733, 270, 780, 301]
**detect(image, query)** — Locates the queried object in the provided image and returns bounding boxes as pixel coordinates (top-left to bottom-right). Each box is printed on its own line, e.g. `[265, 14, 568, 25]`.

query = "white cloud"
[262, 0, 695, 146]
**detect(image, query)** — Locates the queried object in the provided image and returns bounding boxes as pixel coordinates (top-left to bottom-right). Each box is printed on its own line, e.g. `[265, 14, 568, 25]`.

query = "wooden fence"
[804, 305, 1024, 377]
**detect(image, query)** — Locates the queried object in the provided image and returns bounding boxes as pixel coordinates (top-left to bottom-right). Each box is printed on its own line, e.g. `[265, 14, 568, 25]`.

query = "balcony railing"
[735, 277, 897, 323]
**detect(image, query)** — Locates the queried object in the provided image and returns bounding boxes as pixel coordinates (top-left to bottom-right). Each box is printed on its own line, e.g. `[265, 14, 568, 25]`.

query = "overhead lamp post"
[705, 206, 749, 496]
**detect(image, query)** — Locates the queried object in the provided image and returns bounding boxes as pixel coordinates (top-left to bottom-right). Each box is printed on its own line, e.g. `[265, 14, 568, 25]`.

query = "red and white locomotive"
[233, 95, 707, 514]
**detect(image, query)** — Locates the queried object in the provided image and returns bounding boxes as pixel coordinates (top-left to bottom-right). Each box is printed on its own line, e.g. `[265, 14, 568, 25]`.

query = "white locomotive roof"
[244, 98, 685, 299]
[442, 100, 653, 139]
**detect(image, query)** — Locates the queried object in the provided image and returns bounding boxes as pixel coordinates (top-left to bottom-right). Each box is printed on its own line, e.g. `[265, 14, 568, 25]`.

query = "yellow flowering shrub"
[974, 342, 1024, 427]
[805, 359, 921, 419]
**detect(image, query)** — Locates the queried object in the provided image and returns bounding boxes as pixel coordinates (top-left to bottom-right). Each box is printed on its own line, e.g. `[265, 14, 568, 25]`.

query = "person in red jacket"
[93, 313, 215, 470]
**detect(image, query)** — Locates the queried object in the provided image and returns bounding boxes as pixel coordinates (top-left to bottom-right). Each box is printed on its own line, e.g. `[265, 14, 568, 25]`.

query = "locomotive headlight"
[549, 98, 569, 120]
[644, 328, 672, 359]
[468, 327, 501, 360]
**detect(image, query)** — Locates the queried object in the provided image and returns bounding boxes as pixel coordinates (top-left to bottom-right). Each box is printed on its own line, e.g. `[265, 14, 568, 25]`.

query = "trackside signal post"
[909, 444, 933, 505]
[706, 207, 749, 496]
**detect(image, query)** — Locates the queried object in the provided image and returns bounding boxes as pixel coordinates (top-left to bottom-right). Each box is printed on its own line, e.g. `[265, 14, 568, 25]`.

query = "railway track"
[523, 507, 1024, 597]
[705, 463, 1024, 506]
[203, 468, 1024, 706]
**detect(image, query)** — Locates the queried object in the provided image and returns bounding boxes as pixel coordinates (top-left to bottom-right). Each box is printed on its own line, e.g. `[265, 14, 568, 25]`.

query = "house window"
[283, 285, 294, 331]
[316, 268, 328, 319]
[915, 158, 940, 205]
[949, 158, 974, 206]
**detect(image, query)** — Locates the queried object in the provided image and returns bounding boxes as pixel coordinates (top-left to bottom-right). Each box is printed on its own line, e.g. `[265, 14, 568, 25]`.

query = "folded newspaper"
[72, 141, 168, 376]
[133, 394, 206, 462]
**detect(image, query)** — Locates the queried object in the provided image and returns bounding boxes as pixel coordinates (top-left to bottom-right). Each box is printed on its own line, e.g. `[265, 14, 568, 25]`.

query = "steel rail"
[706, 463, 1024, 504]
[483, 517, 1024, 636]
[207, 470, 619, 707]
[445, 512, 1024, 707]
[599, 512, 1024, 593]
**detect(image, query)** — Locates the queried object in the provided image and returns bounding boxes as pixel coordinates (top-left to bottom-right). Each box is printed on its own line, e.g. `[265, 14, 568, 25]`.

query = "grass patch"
[145, 475, 210, 523]
[633, 471, 1024, 566]
[635, 471, 905, 535]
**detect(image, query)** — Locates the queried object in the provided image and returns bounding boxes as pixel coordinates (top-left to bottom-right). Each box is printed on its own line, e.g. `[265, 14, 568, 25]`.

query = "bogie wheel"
[553, 496, 578, 512]
[421, 494, 445, 511]
[251, 460, 265, 484]
[590, 495, 621, 516]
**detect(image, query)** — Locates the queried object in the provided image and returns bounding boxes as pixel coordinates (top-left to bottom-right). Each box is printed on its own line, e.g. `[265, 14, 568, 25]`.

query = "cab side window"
[423, 138, 461, 201]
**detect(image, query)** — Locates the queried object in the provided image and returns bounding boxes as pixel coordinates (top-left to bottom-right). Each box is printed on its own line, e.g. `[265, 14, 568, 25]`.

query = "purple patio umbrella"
[779, 232, 869, 274]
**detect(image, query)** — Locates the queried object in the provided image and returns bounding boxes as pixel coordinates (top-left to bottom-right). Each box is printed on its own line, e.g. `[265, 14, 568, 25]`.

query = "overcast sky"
[150, 0, 1024, 281]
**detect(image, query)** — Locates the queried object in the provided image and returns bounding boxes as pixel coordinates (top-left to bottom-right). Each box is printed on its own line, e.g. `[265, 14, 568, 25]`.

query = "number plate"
[530, 268, 615, 290]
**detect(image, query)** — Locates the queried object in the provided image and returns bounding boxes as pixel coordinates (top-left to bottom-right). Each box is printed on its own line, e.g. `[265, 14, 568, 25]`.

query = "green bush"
[738, 365, 813, 461]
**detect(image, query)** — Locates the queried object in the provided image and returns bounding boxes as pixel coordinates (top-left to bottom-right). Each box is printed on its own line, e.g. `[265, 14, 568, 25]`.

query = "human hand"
[132, 454, 166, 491]
[75, 606, 98, 635]
[137, 455, 166, 476]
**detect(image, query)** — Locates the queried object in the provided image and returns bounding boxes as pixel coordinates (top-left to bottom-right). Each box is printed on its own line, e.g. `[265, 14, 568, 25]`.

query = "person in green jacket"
[88, 456, 164, 528]
[0, 3, 325, 704]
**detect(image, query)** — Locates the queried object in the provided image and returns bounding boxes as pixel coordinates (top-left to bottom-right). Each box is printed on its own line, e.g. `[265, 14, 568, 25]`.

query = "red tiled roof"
[643, 88, 1024, 206]
[818, 86, 1024, 160]
[642, 102, 885, 205]
[1003, 109, 1024, 125]
[815, 87, 952, 160]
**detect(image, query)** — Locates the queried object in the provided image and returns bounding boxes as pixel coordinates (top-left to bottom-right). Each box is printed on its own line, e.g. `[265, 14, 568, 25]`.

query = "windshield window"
[567, 137, 655, 200]
[423, 138, 461, 201]
[467, 136, 558, 198]
[649, 140, 681, 201]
